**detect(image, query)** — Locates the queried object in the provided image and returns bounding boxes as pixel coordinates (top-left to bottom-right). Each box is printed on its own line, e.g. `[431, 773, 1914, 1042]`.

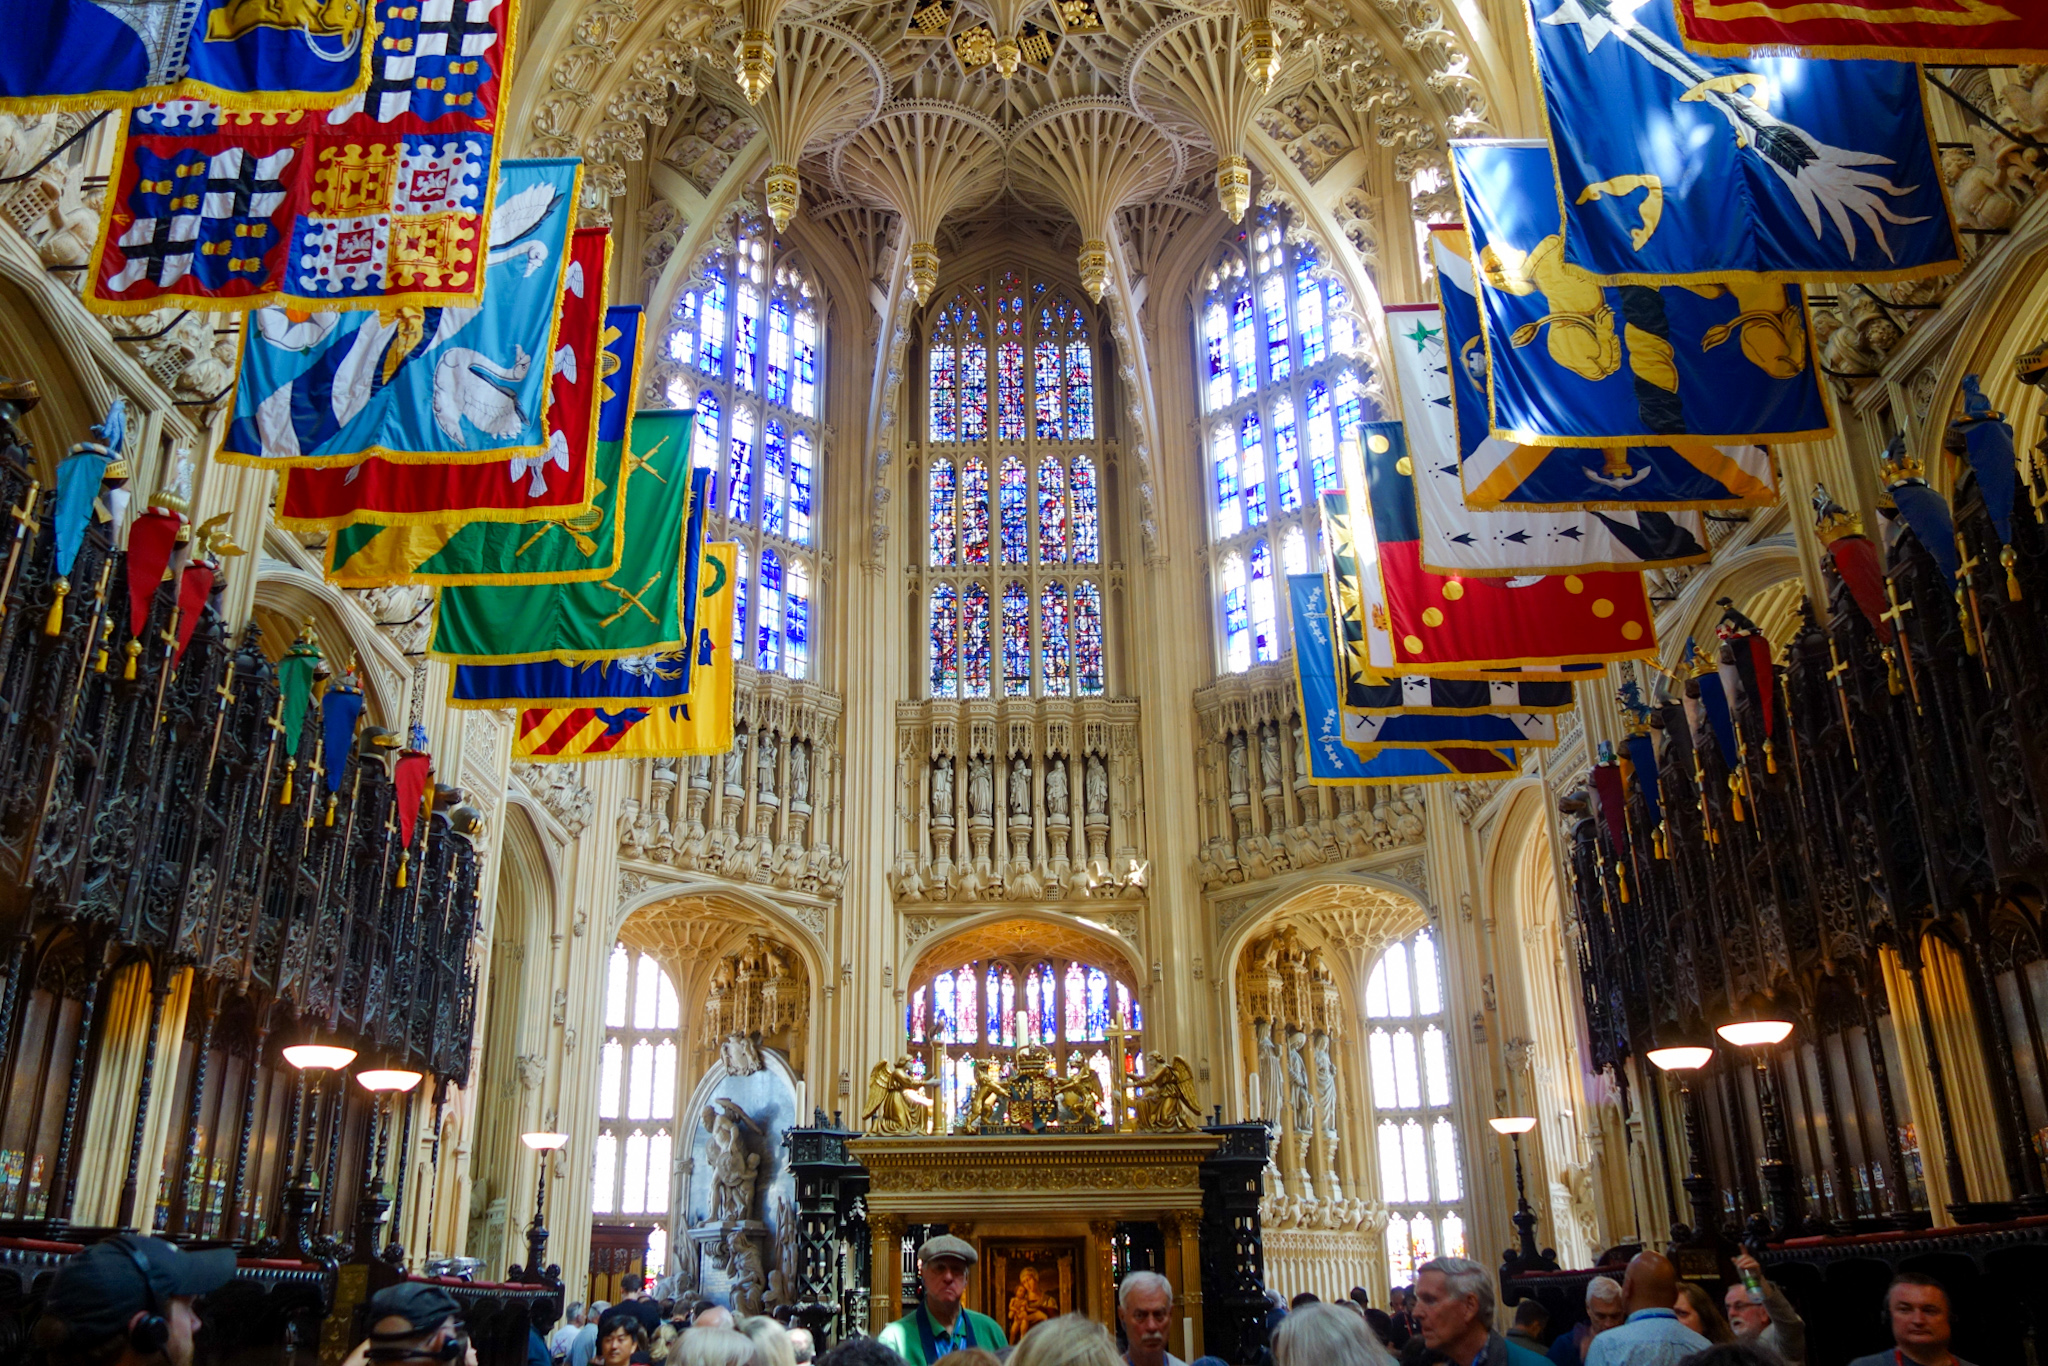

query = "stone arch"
[901, 909, 1140, 990]
[249, 564, 411, 726]
[1655, 538, 1807, 674]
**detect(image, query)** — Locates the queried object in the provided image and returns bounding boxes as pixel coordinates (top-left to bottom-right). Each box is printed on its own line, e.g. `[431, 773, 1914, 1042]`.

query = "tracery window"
[924, 267, 1109, 699]
[1197, 210, 1367, 674]
[1363, 928, 1467, 1285]
[906, 950, 1144, 1128]
[663, 214, 821, 679]
[594, 943, 681, 1222]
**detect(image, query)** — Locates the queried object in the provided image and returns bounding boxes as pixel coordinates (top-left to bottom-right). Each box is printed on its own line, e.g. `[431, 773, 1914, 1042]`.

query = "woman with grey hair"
[1272, 1302, 1396, 1366]
[736, 1318, 798, 1366]
[677, 1328, 763, 1366]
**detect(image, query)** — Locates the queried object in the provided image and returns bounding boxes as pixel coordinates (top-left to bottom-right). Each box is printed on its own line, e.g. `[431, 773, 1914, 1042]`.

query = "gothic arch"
[248, 562, 411, 726]
[903, 912, 1141, 995]
[1656, 538, 1806, 673]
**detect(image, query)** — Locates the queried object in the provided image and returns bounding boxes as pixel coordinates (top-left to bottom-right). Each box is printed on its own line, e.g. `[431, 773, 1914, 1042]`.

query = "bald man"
[1582, 1253, 1710, 1366]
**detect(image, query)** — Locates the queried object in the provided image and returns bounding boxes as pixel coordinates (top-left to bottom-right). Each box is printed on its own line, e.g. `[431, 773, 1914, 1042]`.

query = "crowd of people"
[23, 1232, 1974, 1366]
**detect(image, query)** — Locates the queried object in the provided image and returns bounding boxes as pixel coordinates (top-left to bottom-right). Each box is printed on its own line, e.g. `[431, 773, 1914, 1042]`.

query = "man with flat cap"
[876, 1234, 1009, 1366]
[341, 1282, 479, 1366]
[33, 1235, 238, 1366]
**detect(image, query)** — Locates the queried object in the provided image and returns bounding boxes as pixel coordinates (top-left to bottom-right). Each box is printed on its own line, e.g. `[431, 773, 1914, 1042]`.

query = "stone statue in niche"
[755, 731, 778, 798]
[1255, 1018, 1285, 1124]
[1046, 758, 1069, 818]
[932, 757, 954, 815]
[702, 1098, 763, 1223]
[1295, 726, 1311, 784]
[1228, 735, 1249, 800]
[1260, 725, 1282, 790]
[1009, 758, 1031, 817]
[789, 741, 810, 805]
[691, 754, 713, 785]
[725, 742, 746, 792]
[1084, 754, 1107, 820]
[1285, 1026, 1312, 1134]
[1312, 1030, 1338, 1136]
[968, 755, 993, 819]
[721, 1032, 764, 1075]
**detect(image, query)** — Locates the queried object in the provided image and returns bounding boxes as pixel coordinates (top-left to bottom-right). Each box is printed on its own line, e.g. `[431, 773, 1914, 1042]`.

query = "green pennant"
[427, 410, 698, 664]
[277, 629, 323, 755]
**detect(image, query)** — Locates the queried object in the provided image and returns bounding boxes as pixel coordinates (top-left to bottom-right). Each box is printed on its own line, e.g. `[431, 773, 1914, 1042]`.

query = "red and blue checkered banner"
[86, 0, 515, 316]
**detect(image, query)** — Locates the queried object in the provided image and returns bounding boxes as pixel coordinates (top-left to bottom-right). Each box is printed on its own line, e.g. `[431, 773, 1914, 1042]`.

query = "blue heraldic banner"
[0, 0, 370, 112]
[221, 158, 580, 469]
[450, 469, 713, 708]
[1529, 0, 1959, 283]
[1451, 143, 1831, 449]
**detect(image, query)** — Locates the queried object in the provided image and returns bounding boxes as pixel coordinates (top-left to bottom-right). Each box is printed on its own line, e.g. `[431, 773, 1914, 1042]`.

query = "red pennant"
[173, 562, 214, 667]
[126, 508, 182, 640]
[1745, 634, 1776, 740]
[394, 752, 431, 849]
[1591, 762, 1629, 856]
[1827, 536, 1892, 644]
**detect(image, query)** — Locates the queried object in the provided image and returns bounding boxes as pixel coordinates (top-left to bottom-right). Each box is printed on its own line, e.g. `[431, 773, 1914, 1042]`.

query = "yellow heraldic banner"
[513, 542, 739, 762]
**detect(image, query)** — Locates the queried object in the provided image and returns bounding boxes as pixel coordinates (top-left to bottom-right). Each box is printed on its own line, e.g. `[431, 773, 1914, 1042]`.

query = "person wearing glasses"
[342, 1284, 478, 1366]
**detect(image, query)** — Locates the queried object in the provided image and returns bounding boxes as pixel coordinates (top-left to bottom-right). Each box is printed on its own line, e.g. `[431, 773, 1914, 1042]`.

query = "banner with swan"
[219, 156, 577, 469]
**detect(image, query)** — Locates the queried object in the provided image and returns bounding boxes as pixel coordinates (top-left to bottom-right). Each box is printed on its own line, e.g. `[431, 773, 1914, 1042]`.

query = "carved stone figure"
[1255, 1019, 1286, 1124]
[1084, 754, 1108, 820]
[1295, 725, 1312, 784]
[703, 1098, 763, 1223]
[721, 1032, 764, 1076]
[1312, 1030, 1338, 1136]
[968, 755, 994, 818]
[1228, 735, 1249, 799]
[1285, 1027, 1312, 1134]
[724, 1232, 767, 1313]
[863, 1057, 935, 1135]
[1260, 726, 1282, 790]
[1131, 1053, 1202, 1132]
[789, 741, 810, 805]
[1045, 759, 1069, 818]
[725, 743, 746, 792]
[931, 757, 954, 816]
[1008, 759, 1031, 817]
[755, 731, 778, 798]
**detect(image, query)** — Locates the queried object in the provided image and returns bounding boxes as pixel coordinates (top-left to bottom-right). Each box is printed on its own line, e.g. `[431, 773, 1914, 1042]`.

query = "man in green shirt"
[877, 1235, 1010, 1366]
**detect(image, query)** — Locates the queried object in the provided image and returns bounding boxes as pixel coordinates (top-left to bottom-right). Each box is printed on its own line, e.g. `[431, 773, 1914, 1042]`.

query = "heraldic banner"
[222, 157, 578, 470]
[1672, 0, 2047, 63]
[1289, 573, 1519, 784]
[277, 232, 622, 527]
[513, 541, 741, 762]
[1429, 229, 1779, 512]
[449, 462, 710, 709]
[1451, 142, 1832, 449]
[87, 0, 518, 314]
[1385, 301, 1711, 575]
[1528, 0, 1959, 283]
[1, 0, 373, 113]
[429, 423, 700, 666]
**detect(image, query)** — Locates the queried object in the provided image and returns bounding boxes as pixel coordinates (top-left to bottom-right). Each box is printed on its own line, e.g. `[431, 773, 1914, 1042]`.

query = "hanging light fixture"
[1716, 1019, 1794, 1048]
[1646, 1044, 1714, 1072]
[283, 1043, 358, 1072]
[357, 1069, 425, 1093]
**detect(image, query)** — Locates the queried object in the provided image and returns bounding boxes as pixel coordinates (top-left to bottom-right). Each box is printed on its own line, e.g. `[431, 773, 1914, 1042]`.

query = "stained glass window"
[1064, 963, 1086, 1041]
[1366, 928, 1467, 1291]
[1000, 458, 1028, 565]
[756, 550, 784, 673]
[1074, 581, 1104, 697]
[1031, 963, 1057, 1043]
[930, 461, 957, 568]
[963, 582, 992, 699]
[923, 268, 1108, 699]
[1040, 582, 1070, 696]
[1002, 582, 1031, 698]
[660, 221, 824, 680]
[929, 583, 958, 697]
[785, 560, 810, 681]
[594, 946, 679, 1228]
[988, 966, 1016, 1046]
[1197, 208, 1362, 674]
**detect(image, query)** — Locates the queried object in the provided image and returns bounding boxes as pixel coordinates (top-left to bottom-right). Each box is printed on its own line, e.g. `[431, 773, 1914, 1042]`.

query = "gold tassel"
[1617, 861, 1630, 903]
[1884, 647, 1904, 696]
[1656, 823, 1669, 859]
[1729, 774, 1745, 823]
[1764, 737, 1776, 775]
[94, 618, 110, 673]
[396, 852, 407, 888]
[2003, 545, 2021, 601]
[280, 760, 294, 806]
[325, 794, 337, 827]
[123, 638, 140, 680]
[1958, 589, 1976, 654]
[44, 577, 67, 636]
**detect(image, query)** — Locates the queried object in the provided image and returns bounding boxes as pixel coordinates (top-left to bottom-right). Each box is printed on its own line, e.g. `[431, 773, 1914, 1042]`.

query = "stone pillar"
[870, 1215, 904, 1333]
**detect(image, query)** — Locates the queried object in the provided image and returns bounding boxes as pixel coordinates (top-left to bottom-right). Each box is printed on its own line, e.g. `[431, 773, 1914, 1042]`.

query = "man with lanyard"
[1410, 1256, 1547, 1366]
[1846, 1274, 1976, 1366]
[877, 1235, 1010, 1366]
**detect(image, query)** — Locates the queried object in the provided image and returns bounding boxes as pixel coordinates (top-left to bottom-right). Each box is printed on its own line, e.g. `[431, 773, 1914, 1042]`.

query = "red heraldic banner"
[276, 227, 611, 529]
[1674, 0, 2048, 62]
[87, 0, 517, 315]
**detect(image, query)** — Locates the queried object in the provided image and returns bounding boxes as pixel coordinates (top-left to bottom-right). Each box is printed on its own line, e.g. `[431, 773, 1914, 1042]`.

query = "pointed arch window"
[1195, 209, 1370, 675]
[922, 268, 1112, 698]
[661, 217, 824, 679]
[1364, 928, 1468, 1287]
[595, 943, 681, 1222]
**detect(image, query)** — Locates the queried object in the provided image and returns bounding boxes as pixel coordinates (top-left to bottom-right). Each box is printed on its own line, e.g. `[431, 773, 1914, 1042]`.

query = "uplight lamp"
[1717, 1020, 1795, 1048]
[357, 1069, 425, 1093]
[283, 1044, 358, 1072]
[1646, 1046, 1714, 1072]
[521, 1132, 570, 1151]
[1489, 1116, 1537, 1135]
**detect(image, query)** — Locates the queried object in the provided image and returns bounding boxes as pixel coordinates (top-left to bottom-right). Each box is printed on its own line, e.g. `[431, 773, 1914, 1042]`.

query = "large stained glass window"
[1196, 208, 1370, 675]
[594, 943, 680, 1246]
[660, 213, 822, 680]
[1366, 928, 1468, 1288]
[924, 266, 1110, 699]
